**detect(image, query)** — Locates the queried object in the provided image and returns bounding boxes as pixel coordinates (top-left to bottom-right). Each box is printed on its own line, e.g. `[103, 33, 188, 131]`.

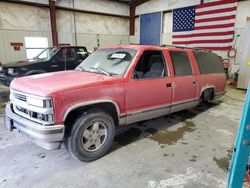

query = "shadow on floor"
[110, 101, 221, 153]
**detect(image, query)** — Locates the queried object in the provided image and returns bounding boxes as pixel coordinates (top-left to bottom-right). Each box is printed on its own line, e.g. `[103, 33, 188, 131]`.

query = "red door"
[125, 50, 172, 124]
[167, 50, 198, 112]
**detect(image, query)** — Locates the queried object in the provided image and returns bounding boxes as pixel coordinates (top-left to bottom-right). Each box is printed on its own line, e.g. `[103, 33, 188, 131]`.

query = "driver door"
[125, 50, 172, 124]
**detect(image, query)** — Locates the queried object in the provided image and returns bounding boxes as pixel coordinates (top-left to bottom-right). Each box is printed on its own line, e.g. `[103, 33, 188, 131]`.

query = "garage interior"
[0, 0, 250, 187]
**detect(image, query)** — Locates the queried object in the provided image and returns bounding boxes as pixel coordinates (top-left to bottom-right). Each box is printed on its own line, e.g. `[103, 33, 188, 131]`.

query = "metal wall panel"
[237, 18, 250, 89]
[76, 33, 97, 52]
[0, 30, 51, 64]
[99, 35, 129, 47]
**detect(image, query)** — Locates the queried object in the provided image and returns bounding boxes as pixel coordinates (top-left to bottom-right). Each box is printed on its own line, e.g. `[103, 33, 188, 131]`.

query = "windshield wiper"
[89, 67, 110, 76]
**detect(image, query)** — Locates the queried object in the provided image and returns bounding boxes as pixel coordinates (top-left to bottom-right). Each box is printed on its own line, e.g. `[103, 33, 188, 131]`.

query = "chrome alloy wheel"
[81, 121, 108, 152]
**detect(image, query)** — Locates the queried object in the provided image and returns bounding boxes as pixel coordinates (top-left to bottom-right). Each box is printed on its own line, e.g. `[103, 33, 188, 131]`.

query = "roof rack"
[160, 44, 211, 52]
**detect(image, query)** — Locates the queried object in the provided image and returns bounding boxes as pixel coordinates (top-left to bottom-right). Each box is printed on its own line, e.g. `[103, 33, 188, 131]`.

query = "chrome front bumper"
[5, 102, 65, 150]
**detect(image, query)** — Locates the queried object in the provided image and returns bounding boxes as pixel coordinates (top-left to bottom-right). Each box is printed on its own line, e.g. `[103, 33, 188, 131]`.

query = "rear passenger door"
[168, 50, 198, 113]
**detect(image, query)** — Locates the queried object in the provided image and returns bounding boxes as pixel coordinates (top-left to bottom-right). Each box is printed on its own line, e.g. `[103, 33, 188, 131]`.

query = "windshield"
[33, 47, 59, 61]
[76, 48, 138, 76]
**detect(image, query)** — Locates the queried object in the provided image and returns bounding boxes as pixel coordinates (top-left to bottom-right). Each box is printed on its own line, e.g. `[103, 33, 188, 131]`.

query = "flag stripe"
[199, 46, 232, 50]
[172, 39, 233, 45]
[172, 31, 234, 38]
[195, 19, 235, 27]
[184, 42, 232, 47]
[196, 2, 237, 13]
[196, 0, 237, 9]
[196, 11, 236, 20]
[196, 7, 236, 16]
[195, 15, 236, 23]
[173, 35, 233, 41]
[195, 23, 234, 30]
[173, 27, 234, 35]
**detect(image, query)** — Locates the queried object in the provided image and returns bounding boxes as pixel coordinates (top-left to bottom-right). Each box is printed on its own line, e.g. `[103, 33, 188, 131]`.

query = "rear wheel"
[203, 88, 214, 103]
[65, 109, 115, 162]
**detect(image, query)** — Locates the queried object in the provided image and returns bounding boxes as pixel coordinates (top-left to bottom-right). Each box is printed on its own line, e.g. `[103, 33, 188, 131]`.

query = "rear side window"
[170, 51, 193, 76]
[193, 51, 224, 74]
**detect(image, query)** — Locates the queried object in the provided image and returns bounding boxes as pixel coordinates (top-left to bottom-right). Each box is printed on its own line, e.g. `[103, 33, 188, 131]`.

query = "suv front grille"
[14, 93, 27, 102]
[11, 90, 54, 125]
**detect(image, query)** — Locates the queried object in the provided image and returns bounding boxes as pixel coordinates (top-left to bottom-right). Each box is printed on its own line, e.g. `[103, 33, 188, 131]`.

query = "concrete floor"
[0, 87, 247, 188]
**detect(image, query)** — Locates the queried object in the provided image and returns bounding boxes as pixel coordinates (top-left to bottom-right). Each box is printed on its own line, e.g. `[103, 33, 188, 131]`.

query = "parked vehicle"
[5, 45, 226, 161]
[0, 46, 89, 86]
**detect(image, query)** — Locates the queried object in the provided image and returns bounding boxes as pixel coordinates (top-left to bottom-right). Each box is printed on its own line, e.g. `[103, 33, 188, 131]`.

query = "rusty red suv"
[5, 45, 226, 161]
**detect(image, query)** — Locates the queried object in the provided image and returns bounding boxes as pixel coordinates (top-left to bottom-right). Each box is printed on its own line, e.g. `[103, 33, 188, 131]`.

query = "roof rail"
[160, 44, 211, 52]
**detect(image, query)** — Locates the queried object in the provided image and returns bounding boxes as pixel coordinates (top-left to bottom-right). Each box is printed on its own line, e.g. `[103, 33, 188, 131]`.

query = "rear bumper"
[5, 102, 65, 150]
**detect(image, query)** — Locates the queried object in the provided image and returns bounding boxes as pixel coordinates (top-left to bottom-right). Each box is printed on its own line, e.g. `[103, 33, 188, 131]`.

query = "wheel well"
[201, 87, 215, 101]
[64, 102, 119, 132]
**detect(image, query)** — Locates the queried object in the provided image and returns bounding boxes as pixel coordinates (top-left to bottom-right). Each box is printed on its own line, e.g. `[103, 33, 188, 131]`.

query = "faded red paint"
[10, 45, 226, 125]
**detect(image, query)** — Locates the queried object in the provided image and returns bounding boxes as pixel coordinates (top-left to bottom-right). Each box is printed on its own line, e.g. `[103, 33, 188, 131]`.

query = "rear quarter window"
[193, 51, 224, 74]
[170, 51, 193, 76]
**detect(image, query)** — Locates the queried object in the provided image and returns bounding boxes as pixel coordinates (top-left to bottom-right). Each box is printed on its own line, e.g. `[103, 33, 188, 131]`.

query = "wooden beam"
[130, 5, 135, 35]
[49, 0, 58, 46]
[129, 0, 151, 35]
[131, 0, 151, 7]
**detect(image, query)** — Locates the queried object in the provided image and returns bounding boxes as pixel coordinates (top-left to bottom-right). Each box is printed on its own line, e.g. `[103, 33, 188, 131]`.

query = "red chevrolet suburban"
[5, 45, 226, 161]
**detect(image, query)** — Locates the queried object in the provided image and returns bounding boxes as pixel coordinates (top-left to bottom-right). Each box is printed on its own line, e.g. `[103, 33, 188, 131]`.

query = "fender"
[63, 99, 124, 124]
[199, 85, 216, 98]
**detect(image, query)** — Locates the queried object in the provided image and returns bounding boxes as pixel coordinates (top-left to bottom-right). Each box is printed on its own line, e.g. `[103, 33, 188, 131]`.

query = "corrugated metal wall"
[0, 30, 52, 64]
[0, 1, 130, 64]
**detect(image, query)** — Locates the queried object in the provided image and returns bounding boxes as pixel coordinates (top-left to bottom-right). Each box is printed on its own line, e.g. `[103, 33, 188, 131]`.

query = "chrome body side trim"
[126, 105, 171, 125]
[170, 100, 197, 113]
[124, 99, 199, 125]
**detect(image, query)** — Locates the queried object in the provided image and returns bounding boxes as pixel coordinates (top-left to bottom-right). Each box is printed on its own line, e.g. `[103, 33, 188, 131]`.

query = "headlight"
[27, 97, 52, 108]
[27, 97, 44, 107]
[8, 68, 14, 75]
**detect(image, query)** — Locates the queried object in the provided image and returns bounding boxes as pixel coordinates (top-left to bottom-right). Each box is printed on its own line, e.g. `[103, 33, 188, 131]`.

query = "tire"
[203, 89, 214, 103]
[65, 108, 115, 162]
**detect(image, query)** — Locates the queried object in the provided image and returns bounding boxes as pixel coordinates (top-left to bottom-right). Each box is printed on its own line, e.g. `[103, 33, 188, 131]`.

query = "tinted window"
[170, 51, 193, 76]
[193, 51, 224, 74]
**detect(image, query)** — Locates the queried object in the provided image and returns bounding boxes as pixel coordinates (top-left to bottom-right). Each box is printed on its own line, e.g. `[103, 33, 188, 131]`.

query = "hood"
[10, 70, 124, 96]
[2, 60, 41, 68]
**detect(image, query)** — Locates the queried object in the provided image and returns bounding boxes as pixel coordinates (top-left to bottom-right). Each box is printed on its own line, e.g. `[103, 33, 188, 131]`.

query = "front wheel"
[65, 109, 115, 162]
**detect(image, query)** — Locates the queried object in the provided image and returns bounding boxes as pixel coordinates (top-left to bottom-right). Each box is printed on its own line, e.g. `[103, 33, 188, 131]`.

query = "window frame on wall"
[24, 37, 48, 60]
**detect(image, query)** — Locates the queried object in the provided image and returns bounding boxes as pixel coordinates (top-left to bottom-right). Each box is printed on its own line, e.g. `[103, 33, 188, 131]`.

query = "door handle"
[166, 83, 172, 87]
[192, 80, 197, 84]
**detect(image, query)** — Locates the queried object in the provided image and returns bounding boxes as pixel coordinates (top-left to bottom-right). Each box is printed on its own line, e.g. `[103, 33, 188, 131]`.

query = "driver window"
[133, 50, 167, 79]
[56, 48, 78, 61]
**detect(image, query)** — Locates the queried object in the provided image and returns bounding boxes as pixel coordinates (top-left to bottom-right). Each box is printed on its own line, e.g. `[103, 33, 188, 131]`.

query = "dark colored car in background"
[0, 46, 90, 86]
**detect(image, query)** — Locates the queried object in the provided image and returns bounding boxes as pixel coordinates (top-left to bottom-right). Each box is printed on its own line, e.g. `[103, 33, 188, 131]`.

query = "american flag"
[172, 0, 238, 50]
